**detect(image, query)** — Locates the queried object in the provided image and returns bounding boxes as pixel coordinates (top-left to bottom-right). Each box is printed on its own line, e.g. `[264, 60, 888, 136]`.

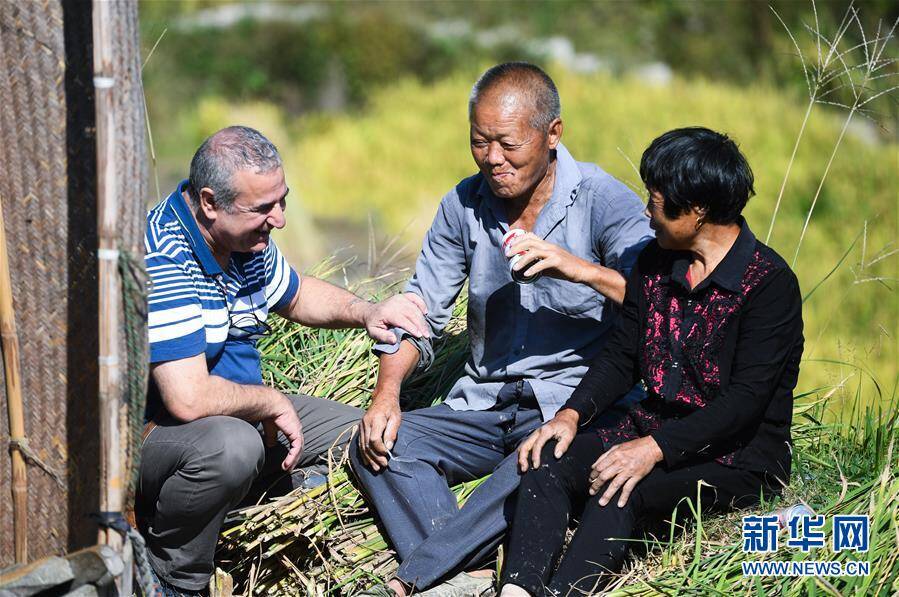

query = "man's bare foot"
[466, 569, 494, 578]
[387, 578, 409, 597]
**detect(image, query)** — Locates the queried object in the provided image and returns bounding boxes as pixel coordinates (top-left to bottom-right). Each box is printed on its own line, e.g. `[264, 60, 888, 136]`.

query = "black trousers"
[500, 433, 775, 596]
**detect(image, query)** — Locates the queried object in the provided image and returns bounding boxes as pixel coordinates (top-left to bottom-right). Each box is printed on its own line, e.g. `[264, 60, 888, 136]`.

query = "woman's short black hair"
[639, 127, 755, 225]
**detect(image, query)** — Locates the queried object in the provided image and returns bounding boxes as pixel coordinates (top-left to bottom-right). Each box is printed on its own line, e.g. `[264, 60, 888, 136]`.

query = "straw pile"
[216, 261, 475, 595]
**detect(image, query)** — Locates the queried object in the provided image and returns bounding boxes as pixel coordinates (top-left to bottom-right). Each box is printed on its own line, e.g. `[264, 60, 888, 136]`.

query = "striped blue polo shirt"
[145, 181, 300, 397]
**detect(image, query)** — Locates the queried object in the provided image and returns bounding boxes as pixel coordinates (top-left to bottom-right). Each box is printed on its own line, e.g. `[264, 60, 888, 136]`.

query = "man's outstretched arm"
[152, 353, 303, 471]
[276, 276, 430, 344]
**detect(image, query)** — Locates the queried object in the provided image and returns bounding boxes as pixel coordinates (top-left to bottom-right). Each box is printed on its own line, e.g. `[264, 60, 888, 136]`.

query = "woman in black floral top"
[499, 127, 804, 596]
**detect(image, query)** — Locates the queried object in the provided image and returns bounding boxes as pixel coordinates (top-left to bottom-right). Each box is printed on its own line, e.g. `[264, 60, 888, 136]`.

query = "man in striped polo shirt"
[138, 126, 430, 595]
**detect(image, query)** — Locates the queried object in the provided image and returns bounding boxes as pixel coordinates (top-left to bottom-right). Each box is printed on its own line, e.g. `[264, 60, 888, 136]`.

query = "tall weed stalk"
[764, 1, 898, 265]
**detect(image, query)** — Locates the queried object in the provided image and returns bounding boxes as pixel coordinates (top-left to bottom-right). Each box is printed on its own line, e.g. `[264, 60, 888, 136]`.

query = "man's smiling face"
[469, 89, 559, 201]
[214, 167, 288, 254]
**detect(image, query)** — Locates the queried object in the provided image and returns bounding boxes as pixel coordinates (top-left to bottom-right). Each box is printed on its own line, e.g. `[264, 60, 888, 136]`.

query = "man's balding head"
[468, 62, 561, 132]
[188, 125, 282, 211]
[467, 63, 563, 202]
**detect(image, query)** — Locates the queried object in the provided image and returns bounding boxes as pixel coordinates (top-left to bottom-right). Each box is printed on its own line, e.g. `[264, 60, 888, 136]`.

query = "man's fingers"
[383, 414, 401, 451]
[362, 446, 381, 471]
[599, 464, 620, 484]
[367, 418, 389, 456]
[405, 293, 428, 314]
[364, 445, 388, 470]
[358, 407, 402, 472]
[398, 313, 428, 339]
[507, 234, 538, 255]
[367, 326, 397, 345]
[359, 426, 386, 471]
[508, 235, 551, 256]
[554, 430, 574, 459]
[380, 296, 429, 338]
[357, 442, 373, 468]
[358, 419, 371, 453]
[512, 250, 542, 271]
[590, 459, 619, 489]
[594, 445, 617, 468]
[282, 434, 303, 471]
[358, 419, 379, 469]
[395, 301, 430, 338]
[274, 408, 303, 471]
[591, 451, 614, 477]
[416, 315, 431, 338]
[523, 258, 551, 278]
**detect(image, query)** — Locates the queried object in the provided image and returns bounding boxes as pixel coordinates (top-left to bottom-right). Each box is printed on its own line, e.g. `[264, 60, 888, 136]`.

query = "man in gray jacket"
[352, 62, 653, 596]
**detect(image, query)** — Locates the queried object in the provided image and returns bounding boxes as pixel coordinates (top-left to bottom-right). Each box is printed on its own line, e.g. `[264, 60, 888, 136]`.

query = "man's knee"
[289, 396, 362, 462]
[199, 417, 265, 489]
[386, 406, 452, 455]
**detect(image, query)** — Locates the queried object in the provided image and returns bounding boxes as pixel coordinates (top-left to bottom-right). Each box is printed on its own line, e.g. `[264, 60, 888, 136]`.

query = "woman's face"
[644, 190, 700, 251]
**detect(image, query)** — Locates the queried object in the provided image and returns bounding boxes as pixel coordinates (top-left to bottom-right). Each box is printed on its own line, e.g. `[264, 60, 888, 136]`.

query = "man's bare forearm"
[281, 276, 369, 328]
[371, 341, 420, 402]
[201, 375, 287, 421]
[152, 357, 287, 423]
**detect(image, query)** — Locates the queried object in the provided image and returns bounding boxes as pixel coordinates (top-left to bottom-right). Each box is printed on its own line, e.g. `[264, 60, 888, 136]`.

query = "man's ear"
[198, 187, 219, 221]
[547, 118, 563, 150]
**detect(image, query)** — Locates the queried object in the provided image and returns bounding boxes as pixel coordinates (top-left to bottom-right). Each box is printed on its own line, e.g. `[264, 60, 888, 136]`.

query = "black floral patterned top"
[564, 219, 803, 481]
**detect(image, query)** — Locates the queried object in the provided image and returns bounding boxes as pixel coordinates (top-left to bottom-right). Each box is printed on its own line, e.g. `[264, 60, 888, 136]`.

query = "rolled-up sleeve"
[588, 176, 653, 277]
[372, 188, 469, 371]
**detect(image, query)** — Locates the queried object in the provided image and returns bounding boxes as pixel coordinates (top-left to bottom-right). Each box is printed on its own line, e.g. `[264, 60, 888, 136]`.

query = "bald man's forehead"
[474, 87, 538, 119]
[482, 83, 532, 105]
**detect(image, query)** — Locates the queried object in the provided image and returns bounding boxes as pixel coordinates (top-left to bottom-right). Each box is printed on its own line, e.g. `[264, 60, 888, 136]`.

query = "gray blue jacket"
[375, 143, 653, 420]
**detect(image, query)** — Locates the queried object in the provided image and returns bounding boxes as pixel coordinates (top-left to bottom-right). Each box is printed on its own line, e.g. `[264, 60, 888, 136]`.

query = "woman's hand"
[517, 408, 580, 472]
[589, 436, 664, 507]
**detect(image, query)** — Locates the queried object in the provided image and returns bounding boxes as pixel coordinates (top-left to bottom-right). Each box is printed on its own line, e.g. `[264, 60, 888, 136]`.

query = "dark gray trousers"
[350, 382, 544, 590]
[136, 394, 361, 590]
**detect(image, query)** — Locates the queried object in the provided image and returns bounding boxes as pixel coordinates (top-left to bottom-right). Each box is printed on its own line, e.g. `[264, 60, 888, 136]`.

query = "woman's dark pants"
[500, 433, 773, 596]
